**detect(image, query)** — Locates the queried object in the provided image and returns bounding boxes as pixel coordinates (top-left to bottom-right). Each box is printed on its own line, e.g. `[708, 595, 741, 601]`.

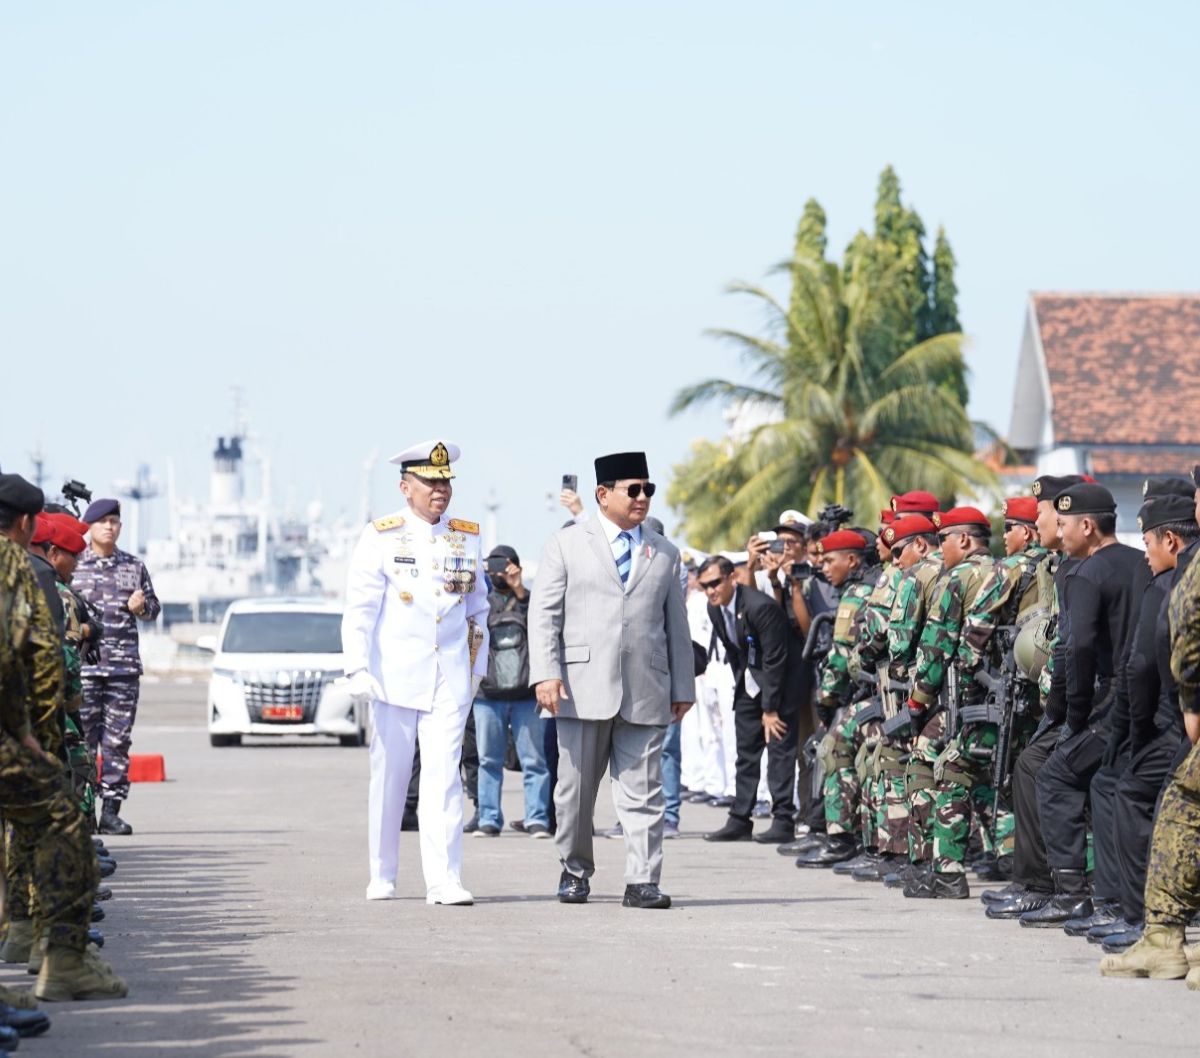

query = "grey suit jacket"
[528, 515, 696, 725]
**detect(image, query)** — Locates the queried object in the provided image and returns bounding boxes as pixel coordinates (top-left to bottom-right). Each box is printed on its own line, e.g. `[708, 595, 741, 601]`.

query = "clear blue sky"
[3, 2, 1196, 559]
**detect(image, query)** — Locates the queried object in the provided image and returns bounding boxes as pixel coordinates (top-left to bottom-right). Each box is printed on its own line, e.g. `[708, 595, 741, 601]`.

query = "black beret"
[1137, 495, 1197, 533]
[594, 451, 649, 484]
[0, 473, 44, 515]
[1142, 477, 1194, 500]
[82, 498, 121, 524]
[1032, 474, 1086, 502]
[1055, 482, 1116, 516]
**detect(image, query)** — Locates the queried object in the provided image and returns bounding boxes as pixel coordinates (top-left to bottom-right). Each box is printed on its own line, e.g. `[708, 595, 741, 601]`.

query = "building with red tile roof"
[1008, 293, 1200, 534]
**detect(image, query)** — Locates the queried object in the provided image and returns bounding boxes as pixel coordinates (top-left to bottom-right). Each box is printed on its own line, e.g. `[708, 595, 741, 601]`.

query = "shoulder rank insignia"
[372, 514, 406, 532]
[448, 519, 479, 535]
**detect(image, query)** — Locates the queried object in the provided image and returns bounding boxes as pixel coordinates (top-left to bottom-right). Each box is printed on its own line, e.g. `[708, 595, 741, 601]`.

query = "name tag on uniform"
[393, 556, 415, 564]
[116, 569, 139, 591]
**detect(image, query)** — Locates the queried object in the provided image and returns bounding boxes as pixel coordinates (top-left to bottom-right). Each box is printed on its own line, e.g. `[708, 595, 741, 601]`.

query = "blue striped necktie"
[615, 531, 632, 586]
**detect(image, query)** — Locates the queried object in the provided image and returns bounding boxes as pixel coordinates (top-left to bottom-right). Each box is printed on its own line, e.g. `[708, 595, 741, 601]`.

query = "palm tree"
[668, 253, 997, 549]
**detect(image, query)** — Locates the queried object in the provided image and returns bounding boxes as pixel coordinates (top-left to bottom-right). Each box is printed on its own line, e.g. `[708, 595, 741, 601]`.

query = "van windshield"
[221, 612, 343, 654]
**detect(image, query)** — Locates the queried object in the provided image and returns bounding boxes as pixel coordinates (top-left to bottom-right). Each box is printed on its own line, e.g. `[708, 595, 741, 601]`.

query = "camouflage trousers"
[930, 723, 1012, 874]
[0, 735, 98, 951]
[855, 717, 884, 847]
[905, 709, 950, 863]
[81, 674, 140, 802]
[821, 700, 872, 835]
[1144, 738, 1200, 927]
[871, 734, 913, 856]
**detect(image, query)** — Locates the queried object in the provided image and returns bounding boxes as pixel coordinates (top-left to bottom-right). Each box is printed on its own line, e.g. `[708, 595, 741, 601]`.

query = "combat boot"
[98, 799, 133, 837]
[777, 833, 825, 857]
[904, 870, 970, 900]
[1064, 899, 1119, 937]
[1098, 924, 1188, 979]
[833, 848, 877, 875]
[34, 944, 128, 1002]
[795, 833, 857, 868]
[0, 920, 34, 964]
[26, 931, 47, 976]
[901, 863, 936, 897]
[1019, 869, 1091, 928]
[1185, 943, 1200, 991]
[853, 852, 904, 882]
[0, 982, 40, 1011]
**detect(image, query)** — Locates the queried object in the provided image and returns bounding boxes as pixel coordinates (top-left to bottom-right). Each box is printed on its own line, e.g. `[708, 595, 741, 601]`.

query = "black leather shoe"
[985, 889, 1052, 919]
[709, 795, 735, 809]
[906, 869, 969, 900]
[1101, 926, 1143, 953]
[91, 903, 105, 923]
[833, 849, 877, 876]
[885, 863, 924, 889]
[461, 809, 479, 834]
[0, 1002, 51, 1037]
[0, 1024, 19, 1052]
[557, 870, 589, 904]
[795, 834, 858, 868]
[777, 834, 825, 857]
[980, 881, 1025, 906]
[88, 928, 105, 947]
[686, 792, 713, 804]
[752, 821, 795, 844]
[1088, 916, 1133, 943]
[1064, 900, 1119, 936]
[401, 809, 420, 832]
[704, 818, 753, 842]
[97, 857, 117, 878]
[1020, 895, 1092, 929]
[622, 883, 671, 909]
[94, 884, 112, 901]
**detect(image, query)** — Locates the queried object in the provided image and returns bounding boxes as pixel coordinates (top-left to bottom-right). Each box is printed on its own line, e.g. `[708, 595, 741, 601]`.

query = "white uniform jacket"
[341, 506, 490, 711]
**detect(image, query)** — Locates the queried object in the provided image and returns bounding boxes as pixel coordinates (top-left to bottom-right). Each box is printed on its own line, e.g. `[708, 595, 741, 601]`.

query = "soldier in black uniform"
[1019, 483, 1143, 927]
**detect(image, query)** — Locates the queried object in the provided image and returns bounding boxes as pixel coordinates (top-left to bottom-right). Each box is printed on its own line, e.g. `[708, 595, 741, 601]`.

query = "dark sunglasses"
[1003, 521, 1031, 533]
[698, 577, 725, 591]
[610, 482, 656, 499]
[890, 545, 906, 561]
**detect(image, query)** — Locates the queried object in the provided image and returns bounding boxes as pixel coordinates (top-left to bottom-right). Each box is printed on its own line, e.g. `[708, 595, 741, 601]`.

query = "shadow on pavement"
[16, 838, 322, 1058]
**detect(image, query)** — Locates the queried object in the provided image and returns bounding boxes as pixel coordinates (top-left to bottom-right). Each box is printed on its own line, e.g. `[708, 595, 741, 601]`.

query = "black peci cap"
[595, 451, 649, 484]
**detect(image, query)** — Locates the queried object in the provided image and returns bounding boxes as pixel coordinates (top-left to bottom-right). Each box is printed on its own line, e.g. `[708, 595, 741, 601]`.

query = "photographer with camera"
[473, 546, 551, 838]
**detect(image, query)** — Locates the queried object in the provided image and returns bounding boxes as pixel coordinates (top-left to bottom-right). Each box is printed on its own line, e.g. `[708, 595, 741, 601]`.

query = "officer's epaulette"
[448, 519, 479, 535]
[372, 514, 406, 532]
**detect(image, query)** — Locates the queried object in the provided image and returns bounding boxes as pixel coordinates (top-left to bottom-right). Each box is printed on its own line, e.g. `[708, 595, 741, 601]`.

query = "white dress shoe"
[366, 879, 396, 901]
[426, 881, 474, 906]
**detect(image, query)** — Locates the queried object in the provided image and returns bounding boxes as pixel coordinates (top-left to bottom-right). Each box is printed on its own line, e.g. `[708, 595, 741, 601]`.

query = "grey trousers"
[555, 715, 666, 885]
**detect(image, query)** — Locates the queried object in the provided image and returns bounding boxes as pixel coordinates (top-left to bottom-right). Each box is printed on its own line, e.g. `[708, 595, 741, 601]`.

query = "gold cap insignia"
[932, 513, 943, 529]
[431, 442, 449, 467]
[883, 527, 895, 544]
[1137, 516, 1144, 532]
[1032, 480, 1043, 496]
[890, 497, 899, 512]
[1057, 495, 1072, 512]
[1142, 480, 1150, 498]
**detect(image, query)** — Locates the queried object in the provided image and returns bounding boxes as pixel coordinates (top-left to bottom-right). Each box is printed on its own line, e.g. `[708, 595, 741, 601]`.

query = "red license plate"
[262, 705, 303, 721]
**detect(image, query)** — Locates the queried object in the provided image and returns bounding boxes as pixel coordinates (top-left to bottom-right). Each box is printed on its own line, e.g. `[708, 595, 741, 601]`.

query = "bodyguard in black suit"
[695, 556, 795, 843]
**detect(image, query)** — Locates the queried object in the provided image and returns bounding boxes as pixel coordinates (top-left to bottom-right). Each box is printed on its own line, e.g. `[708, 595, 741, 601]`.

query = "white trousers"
[368, 669, 470, 891]
[679, 678, 707, 792]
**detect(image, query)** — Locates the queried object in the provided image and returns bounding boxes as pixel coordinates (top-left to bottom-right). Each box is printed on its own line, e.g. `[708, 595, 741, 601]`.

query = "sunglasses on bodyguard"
[698, 577, 725, 591]
[609, 482, 656, 500]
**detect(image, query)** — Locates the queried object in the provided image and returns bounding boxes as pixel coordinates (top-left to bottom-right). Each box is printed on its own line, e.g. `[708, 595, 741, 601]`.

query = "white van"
[204, 597, 367, 747]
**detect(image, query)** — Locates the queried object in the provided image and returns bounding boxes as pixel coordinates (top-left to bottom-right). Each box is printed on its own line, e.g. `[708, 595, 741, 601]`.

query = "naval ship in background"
[137, 430, 370, 672]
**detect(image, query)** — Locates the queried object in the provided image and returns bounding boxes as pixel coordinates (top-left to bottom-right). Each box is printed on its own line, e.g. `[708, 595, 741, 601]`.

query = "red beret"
[31, 515, 54, 545]
[49, 522, 86, 554]
[881, 515, 937, 546]
[933, 506, 990, 531]
[46, 512, 89, 536]
[890, 491, 940, 514]
[817, 530, 867, 554]
[1004, 497, 1038, 524]
[879, 509, 896, 526]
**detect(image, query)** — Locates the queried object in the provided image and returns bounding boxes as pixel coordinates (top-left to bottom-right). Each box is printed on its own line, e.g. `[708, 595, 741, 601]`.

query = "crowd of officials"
[0, 470, 158, 1048]
[466, 475, 1200, 986]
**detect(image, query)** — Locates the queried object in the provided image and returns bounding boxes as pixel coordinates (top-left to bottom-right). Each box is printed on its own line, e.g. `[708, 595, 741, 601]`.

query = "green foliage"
[668, 169, 995, 550]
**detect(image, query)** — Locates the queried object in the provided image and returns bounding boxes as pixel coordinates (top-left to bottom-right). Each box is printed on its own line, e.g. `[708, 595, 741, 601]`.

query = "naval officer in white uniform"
[342, 440, 489, 905]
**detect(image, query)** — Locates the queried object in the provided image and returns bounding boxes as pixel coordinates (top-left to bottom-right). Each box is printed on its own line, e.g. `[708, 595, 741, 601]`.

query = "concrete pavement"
[11, 682, 1194, 1058]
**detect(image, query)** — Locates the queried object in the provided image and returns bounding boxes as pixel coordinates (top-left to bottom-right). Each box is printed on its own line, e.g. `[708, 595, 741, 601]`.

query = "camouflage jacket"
[959, 544, 1052, 671]
[910, 551, 996, 706]
[1169, 546, 1200, 714]
[855, 563, 904, 671]
[818, 573, 875, 707]
[54, 578, 86, 712]
[0, 537, 62, 741]
[886, 549, 944, 673]
[73, 545, 160, 677]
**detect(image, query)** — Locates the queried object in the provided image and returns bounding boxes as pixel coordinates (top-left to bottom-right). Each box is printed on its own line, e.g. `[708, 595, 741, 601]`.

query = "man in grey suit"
[529, 451, 696, 909]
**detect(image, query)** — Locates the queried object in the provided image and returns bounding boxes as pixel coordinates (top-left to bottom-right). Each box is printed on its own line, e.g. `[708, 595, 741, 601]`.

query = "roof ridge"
[1031, 290, 1200, 299]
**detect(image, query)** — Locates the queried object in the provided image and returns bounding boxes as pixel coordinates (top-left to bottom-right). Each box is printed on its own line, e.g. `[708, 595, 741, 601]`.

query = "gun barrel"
[802, 610, 835, 660]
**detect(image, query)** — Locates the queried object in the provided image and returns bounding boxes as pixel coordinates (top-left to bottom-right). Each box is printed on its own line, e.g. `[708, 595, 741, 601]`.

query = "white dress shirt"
[597, 511, 643, 593]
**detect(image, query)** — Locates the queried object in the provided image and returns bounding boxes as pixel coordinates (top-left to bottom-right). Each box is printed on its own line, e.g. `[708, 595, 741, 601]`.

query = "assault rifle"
[968, 627, 1023, 848]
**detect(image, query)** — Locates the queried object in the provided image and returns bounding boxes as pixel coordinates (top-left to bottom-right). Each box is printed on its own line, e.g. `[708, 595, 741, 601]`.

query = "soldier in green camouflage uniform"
[795, 531, 874, 867]
[901, 507, 995, 899]
[954, 497, 1052, 868]
[0, 473, 127, 1001]
[1100, 509, 1200, 984]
